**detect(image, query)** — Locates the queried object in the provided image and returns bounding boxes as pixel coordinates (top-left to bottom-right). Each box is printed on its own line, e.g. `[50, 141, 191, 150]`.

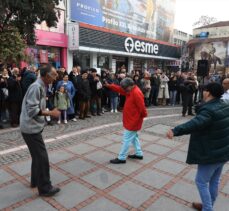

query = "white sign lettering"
[124, 37, 159, 55]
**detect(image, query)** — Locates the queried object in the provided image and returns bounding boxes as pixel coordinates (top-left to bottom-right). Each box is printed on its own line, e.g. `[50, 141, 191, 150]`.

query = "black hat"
[81, 69, 88, 75]
[90, 68, 97, 73]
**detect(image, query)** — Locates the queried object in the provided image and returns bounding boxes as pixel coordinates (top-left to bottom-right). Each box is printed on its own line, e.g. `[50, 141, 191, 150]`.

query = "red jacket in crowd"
[107, 84, 147, 131]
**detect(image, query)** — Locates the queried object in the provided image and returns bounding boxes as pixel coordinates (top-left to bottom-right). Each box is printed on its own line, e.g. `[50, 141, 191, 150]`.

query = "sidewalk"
[0, 125, 228, 210]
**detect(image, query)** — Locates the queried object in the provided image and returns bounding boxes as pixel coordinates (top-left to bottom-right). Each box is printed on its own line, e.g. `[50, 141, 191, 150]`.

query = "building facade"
[171, 29, 193, 71]
[188, 21, 229, 74]
[67, 0, 180, 73]
[24, 0, 68, 69]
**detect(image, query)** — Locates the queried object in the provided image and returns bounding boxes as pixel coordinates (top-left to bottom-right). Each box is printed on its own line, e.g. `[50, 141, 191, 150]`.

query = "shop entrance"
[113, 56, 128, 73]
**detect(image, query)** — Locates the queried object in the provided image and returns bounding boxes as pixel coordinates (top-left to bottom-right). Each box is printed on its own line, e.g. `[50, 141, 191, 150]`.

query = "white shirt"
[221, 90, 229, 100]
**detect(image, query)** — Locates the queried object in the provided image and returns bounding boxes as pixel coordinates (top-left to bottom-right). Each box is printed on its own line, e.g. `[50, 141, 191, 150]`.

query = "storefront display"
[27, 47, 61, 68]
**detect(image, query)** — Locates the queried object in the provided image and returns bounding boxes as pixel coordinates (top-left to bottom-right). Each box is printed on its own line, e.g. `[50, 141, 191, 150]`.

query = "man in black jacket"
[167, 83, 229, 211]
[88, 68, 102, 116]
[180, 73, 196, 116]
[78, 70, 91, 119]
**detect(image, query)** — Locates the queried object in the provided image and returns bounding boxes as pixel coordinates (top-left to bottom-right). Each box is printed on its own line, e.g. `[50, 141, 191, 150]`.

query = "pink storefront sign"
[35, 30, 68, 48]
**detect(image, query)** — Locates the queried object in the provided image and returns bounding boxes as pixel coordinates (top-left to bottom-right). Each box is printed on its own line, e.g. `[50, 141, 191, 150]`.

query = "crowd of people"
[0, 64, 228, 128]
[1, 64, 229, 209]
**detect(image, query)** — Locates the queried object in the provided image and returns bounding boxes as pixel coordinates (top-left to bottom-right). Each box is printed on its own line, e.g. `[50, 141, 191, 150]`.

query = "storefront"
[68, 23, 180, 73]
[30, 30, 68, 68]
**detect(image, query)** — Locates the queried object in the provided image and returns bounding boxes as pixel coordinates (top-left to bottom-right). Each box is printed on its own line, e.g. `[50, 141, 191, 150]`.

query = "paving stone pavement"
[0, 107, 228, 210]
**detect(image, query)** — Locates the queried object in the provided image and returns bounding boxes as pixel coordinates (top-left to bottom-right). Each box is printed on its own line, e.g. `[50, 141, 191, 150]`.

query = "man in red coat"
[105, 77, 147, 164]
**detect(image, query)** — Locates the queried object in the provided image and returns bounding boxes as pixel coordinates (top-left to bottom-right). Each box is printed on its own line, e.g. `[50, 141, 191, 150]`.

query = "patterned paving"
[0, 108, 228, 210]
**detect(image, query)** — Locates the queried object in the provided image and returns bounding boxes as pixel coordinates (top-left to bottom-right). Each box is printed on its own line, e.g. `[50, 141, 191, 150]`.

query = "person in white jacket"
[158, 72, 169, 105]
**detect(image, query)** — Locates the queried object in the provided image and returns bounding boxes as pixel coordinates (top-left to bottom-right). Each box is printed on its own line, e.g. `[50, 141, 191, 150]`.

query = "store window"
[26, 46, 61, 68]
[97, 55, 109, 69]
[73, 52, 90, 69]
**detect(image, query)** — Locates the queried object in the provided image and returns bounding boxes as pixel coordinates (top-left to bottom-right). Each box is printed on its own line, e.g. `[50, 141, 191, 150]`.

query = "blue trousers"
[195, 162, 225, 211]
[118, 130, 143, 160]
[110, 97, 118, 111]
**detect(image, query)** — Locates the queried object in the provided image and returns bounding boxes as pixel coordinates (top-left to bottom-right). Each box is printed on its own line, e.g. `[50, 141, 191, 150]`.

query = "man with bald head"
[222, 78, 229, 100]
[20, 65, 61, 197]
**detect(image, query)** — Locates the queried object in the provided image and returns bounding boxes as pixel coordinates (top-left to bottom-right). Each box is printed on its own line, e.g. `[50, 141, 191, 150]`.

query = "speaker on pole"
[197, 60, 209, 77]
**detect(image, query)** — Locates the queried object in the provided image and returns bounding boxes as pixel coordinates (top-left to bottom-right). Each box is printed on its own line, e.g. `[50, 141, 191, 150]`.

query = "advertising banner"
[71, 0, 175, 42]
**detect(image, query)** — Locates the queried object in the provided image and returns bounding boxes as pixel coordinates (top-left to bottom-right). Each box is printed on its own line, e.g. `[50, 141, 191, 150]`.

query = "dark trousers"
[91, 96, 102, 114]
[8, 101, 21, 125]
[79, 100, 90, 118]
[176, 90, 182, 104]
[22, 132, 51, 193]
[182, 92, 193, 115]
[119, 95, 126, 108]
[73, 93, 80, 115]
[150, 86, 159, 105]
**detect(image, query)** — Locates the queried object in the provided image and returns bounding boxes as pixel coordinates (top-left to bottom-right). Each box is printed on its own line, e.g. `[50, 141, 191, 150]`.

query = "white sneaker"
[115, 109, 118, 113]
[57, 120, 61, 124]
[111, 110, 114, 113]
[72, 118, 77, 122]
[64, 120, 67, 124]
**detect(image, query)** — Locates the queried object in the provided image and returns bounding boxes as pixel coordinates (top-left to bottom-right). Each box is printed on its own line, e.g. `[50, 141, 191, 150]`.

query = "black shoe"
[110, 158, 126, 164]
[91, 113, 96, 116]
[39, 187, 61, 197]
[47, 121, 54, 126]
[79, 117, 85, 120]
[128, 154, 143, 160]
[30, 183, 37, 188]
[85, 115, 91, 118]
[188, 113, 195, 116]
[97, 113, 102, 116]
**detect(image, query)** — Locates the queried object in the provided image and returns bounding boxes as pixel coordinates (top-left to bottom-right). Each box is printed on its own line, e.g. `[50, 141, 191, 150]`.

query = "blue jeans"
[169, 90, 177, 105]
[110, 97, 118, 111]
[195, 162, 225, 211]
[118, 130, 143, 160]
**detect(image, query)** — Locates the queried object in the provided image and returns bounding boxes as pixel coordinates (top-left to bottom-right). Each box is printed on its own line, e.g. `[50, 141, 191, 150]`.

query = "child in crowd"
[54, 85, 70, 124]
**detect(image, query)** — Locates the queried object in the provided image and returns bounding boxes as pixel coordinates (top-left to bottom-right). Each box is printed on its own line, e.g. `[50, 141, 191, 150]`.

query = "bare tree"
[193, 16, 217, 28]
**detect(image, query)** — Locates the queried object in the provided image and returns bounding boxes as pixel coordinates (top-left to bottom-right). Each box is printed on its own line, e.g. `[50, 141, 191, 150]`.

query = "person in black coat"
[69, 66, 81, 115]
[180, 73, 196, 116]
[21, 66, 37, 96]
[168, 74, 178, 106]
[78, 70, 91, 119]
[88, 68, 103, 116]
[7, 68, 23, 127]
[167, 83, 229, 211]
[0, 72, 7, 129]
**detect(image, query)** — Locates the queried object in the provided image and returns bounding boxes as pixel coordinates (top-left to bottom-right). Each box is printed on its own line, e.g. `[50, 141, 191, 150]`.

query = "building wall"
[193, 26, 229, 39]
[172, 29, 193, 46]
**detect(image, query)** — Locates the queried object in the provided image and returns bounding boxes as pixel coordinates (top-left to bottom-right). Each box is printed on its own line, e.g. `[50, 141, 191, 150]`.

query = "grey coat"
[20, 78, 46, 134]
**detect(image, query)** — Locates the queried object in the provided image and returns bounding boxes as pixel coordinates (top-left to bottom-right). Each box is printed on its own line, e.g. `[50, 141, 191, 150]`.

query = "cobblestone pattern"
[0, 107, 228, 210]
[0, 108, 181, 151]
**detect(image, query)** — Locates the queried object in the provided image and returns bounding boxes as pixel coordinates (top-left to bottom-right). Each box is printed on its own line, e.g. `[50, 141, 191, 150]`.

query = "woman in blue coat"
[56, 74, 76, 121]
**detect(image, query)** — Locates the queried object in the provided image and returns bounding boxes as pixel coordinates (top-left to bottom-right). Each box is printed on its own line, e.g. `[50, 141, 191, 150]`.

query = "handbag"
[1, 88, 9, 99]
[97, 81, 103, 90]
